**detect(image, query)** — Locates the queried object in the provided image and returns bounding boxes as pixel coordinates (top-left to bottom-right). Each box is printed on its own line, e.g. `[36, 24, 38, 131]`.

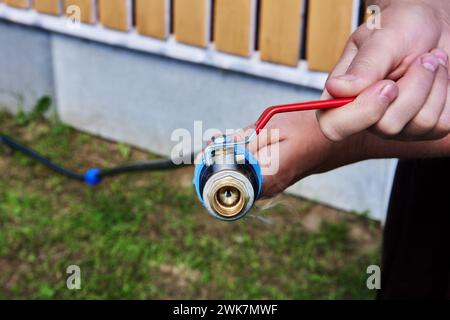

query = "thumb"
[326, 32, 406, 98]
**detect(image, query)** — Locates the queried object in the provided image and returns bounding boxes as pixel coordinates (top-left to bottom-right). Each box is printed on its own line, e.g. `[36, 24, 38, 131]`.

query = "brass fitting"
[209, 177, 247, 217]
[203, 170, 255, 221]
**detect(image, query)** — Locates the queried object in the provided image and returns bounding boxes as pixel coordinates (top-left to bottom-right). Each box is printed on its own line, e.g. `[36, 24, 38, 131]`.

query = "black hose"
[0, 134, 194, 184]
[99, 159, 191, 178]
[1, 134, 85, 181]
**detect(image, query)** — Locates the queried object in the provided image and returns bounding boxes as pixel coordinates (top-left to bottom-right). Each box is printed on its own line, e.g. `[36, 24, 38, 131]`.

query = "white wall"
[0, 21, 54, 113]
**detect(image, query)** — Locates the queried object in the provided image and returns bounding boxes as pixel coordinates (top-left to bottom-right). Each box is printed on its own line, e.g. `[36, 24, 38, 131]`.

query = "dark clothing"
[378, 159, 450, 299]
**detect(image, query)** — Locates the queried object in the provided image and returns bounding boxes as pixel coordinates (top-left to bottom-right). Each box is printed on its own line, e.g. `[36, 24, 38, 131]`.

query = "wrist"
[309, 127, 369, 175]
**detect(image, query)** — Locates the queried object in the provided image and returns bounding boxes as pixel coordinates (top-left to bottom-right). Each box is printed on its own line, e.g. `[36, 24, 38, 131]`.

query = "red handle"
[254, 97, 355, 134]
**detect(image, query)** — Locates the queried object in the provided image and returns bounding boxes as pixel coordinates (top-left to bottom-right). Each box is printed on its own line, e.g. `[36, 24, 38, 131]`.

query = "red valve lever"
[254, 97, 355, 134]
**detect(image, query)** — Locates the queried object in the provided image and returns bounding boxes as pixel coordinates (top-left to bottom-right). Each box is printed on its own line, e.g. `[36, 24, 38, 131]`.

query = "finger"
[326, 30, 407, 98]
[228, 125, 284, 156]
[402, 50, 449, 137]
[257, 141, 297, 198]
[322, 40, 359, 100]
[386, 55, 417, 81]
[317, 80, 398, 142]
[251, 127, 281, 155]
[257, 156, 280, 198]
[425, 82, 450, 139]
[374, 53, 440, 137]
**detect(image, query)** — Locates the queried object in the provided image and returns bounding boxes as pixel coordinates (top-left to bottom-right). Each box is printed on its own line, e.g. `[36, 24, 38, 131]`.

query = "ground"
[0, 106, 381, 299]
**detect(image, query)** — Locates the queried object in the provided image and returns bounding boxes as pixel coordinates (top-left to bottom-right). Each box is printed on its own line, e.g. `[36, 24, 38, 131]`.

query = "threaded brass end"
[208, 177, 248, 218]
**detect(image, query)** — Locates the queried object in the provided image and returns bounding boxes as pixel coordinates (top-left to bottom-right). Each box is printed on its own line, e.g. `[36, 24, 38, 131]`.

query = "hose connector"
[193, 136, 263, 221]
[84, 168, 102, 186]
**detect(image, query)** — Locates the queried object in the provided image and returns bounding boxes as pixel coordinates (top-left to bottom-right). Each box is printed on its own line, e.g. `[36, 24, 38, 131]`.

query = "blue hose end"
[84, 168, 102, 186]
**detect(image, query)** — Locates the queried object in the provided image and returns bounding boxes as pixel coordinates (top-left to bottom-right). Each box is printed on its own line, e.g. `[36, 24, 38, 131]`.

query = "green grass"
[0, 109, 381, 300]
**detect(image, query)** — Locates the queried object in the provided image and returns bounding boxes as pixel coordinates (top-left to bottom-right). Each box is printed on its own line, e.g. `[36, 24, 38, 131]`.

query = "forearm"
[318, 132, 450, 176]
[362, 133, 450, 160]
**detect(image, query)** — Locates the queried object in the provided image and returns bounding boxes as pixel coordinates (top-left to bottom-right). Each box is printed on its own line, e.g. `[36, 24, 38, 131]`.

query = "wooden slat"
[307, 0, 354, 72]
[214, 0, 254, 57]
[33, 0, 60, 15]
[259, 0, 303, 66]
[136, 0, 168, 39]
[174, 0, 209, 48]
[98, 0, 130, 31]
[63, 0, 95, 24]
[5, 0, 30, 8]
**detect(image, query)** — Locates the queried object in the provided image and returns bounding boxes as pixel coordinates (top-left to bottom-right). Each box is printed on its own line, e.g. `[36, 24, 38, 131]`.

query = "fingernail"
[421, 54, 439, 72]
[433, 50, 448, 67]
[334, 74, 358, 81]
[379, 84, 397, 103]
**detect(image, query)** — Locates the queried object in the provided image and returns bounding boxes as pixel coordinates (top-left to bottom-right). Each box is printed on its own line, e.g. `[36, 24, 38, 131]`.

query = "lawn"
[0, 104, 381, 299]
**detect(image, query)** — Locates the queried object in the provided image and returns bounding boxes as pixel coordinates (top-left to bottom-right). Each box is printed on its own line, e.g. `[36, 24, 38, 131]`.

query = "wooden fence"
[1, 0, 364, 85]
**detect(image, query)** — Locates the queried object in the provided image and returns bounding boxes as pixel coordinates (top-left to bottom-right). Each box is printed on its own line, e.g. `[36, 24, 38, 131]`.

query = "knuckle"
[350, 58, 374, 72]
[435, 120, 450, 133]
[412, 111, 439, 131]
[318, 121, 344, 142]
[366, 103, 387, 125]
[375, 119, 403, 137]
[369, 29, 392, 42]
[351, 27, 371, 45]
[367, 110, 384, 126]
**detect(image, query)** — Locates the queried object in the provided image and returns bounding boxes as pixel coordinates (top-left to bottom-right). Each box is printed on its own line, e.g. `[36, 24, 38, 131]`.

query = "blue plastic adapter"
[193, 146, 263, 206]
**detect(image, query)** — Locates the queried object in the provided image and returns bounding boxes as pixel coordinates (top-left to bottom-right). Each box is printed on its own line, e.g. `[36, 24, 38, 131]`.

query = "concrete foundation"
[0, 20, 54, 113]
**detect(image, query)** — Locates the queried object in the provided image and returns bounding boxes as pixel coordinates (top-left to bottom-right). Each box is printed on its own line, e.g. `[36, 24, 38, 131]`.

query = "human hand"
[233, 111, 365, 197]
[230, 1, 450, 197]
[318, 0, 450, 141]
